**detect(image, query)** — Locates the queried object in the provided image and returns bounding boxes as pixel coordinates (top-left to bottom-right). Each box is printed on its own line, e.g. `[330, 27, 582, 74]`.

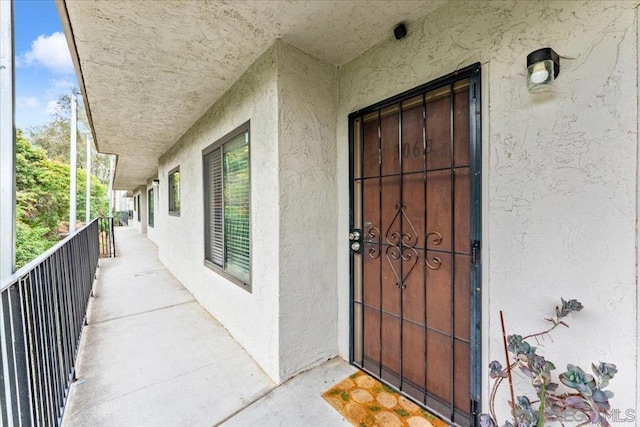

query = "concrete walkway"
[63, 226, 354, 427]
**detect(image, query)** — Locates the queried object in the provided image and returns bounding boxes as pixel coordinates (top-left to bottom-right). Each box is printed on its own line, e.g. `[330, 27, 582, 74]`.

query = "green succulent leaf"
[592, 388, 609, 403]
[478, 414, 497, 427]
[592, 362, 617, 388]
[559, 365, 596, 396]
[489, 360, 508, 379]
[556, 298, 583, 318]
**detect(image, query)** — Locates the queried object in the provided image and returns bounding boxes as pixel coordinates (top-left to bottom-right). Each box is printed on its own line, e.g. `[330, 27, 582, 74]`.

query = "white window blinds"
[204, 128, 250, 285]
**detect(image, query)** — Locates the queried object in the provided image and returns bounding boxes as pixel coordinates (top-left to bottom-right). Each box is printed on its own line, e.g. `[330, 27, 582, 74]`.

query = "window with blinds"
[203, 123, 250, 289]
[168, 167, 180, 215]
[148, 188, 154, 227]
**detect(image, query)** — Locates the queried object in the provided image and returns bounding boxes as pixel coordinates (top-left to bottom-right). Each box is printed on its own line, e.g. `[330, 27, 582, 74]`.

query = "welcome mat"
[322, 371, 449, 427]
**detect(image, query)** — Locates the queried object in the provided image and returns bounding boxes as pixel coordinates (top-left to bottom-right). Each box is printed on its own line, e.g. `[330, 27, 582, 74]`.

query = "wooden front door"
[349, 65, 481, 426]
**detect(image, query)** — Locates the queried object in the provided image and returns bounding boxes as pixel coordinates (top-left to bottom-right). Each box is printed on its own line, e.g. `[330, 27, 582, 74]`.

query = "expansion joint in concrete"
[89, 300, 196, 326]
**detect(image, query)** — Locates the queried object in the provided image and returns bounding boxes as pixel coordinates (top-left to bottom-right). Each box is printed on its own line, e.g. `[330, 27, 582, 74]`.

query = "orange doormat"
[322, 371, 449, 427]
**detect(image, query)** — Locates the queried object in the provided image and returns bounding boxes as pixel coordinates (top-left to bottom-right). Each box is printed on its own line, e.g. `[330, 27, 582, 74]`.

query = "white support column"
[0, 3, 15, 424]
[0, 0, 15, 279]
[108, 155, 114, 216]
[69, 92, 77, 234]
[85, 134, 91, 223]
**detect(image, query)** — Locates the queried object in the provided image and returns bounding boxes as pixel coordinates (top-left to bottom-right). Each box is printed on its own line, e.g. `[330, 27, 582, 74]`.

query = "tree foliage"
[16, 131, 109, 268]
[27, 95, 112, 184]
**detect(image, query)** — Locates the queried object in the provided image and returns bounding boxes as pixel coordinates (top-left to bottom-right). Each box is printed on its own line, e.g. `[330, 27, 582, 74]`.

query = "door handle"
[349, 229, 362, 253]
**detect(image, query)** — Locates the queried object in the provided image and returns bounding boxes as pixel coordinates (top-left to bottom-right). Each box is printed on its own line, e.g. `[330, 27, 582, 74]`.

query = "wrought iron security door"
[349, 65, 481, 426]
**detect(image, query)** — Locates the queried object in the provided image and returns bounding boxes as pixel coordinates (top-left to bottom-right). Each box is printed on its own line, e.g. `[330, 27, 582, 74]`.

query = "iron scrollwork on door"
[385, 204, 418, 289]
[363, 222, 381, 259]
[425, 231, 443, 270]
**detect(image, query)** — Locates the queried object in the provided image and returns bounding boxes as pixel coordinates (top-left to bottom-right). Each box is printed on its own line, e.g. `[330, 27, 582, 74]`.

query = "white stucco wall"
[157, 45, 282, 381]
[131, 186, 147, 234]
[155, 42, 340, 383]
[135, 0, 639, 414]
[336, 0, 638, 416]
[146, 179, 159, 244]
[131, 190, 140, 232]
[276, 42, 339, 379]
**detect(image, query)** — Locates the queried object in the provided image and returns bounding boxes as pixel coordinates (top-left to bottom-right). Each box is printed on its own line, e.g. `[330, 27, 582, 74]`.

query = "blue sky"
[15, 0, 78, 131]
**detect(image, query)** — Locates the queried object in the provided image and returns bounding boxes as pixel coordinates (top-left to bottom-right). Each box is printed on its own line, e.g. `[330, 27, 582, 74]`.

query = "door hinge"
[471, 240, 481, 265]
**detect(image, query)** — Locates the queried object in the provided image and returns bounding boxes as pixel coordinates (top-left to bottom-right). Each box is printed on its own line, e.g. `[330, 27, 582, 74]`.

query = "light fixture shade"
[527, 48, 559, 92]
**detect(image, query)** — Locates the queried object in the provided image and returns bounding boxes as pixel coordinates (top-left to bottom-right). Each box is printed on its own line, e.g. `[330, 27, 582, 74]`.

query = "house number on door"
[393, 139, 433, 160]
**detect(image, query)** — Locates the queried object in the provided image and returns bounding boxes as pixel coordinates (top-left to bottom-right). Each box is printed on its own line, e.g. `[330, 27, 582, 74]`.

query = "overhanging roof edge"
[55, 0, 99, 153]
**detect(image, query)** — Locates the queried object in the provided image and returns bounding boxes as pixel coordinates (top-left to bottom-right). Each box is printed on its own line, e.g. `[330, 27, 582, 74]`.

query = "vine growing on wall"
[480, 298, 617, 427]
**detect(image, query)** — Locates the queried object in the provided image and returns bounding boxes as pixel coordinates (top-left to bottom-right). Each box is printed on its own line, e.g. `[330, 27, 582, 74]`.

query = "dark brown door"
[350, 66, 481, 426]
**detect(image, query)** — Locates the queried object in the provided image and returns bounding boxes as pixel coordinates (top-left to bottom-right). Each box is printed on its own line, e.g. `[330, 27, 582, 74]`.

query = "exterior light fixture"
[526, 48, 559, 92]
[152, 179, 160, 186]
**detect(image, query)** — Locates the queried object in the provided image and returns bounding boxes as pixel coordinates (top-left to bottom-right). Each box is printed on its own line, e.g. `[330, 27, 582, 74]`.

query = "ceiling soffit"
[61, 0, 446, 190]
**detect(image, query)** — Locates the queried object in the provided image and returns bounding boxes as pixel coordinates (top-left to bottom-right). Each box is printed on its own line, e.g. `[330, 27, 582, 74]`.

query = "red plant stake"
[500, 310, 516, 425]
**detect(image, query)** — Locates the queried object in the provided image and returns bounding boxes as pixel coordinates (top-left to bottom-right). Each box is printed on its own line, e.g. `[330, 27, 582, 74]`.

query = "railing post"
[110, 217, 115, 257]
[1, 289, 15, 426]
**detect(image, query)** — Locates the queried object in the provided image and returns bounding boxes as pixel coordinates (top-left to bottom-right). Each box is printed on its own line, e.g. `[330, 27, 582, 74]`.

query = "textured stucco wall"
[155, 41, 340, 383]
[276, 42, 339, 379]
[157, 46, 282, 381]
[131, 190, 141, 233]
[131, 186, 147, 234]
[336, 0, 638, 414]
[146, 179, 159, 245]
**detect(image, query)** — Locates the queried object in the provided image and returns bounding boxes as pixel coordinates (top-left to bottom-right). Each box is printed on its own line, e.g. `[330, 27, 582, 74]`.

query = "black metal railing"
[98, 217, 116, 258]
[0, 219, 99, 427]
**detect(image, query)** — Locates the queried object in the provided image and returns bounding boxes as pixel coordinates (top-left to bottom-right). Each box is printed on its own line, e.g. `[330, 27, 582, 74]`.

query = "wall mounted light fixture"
[152, 179, 160, 186]
[527, 47, 559, 92]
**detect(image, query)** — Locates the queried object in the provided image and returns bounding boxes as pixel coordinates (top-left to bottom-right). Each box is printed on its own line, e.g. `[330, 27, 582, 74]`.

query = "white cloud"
[24, 32, 73, 74]
[47, 78, 75, 97]
[17, 97, 42, 109]
[45, 100, 60, 115]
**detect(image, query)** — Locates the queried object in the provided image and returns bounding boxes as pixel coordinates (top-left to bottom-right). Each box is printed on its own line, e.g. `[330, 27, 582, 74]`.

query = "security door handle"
[349, 229, 362, 253]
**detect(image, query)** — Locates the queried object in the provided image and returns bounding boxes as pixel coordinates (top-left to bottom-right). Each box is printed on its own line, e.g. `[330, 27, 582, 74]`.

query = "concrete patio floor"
[62, 226, 355, 427]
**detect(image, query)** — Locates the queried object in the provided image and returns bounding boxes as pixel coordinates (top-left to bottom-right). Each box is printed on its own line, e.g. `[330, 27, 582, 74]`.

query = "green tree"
[15, 131, 109, 268]
[28, 95, 112, 184]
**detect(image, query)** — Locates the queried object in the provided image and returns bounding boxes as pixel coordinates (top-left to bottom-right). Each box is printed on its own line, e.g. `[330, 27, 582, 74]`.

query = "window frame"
[136, 195, 141, 221]
[168, 166, 181, 216]
[148, 188, 154, 227]
[202, 121, 251, 291]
